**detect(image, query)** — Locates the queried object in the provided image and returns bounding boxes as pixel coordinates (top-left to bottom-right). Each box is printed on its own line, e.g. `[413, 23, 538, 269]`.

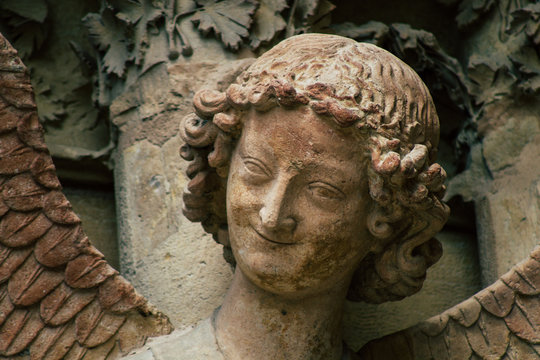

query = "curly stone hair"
[179, 34, 450, 304]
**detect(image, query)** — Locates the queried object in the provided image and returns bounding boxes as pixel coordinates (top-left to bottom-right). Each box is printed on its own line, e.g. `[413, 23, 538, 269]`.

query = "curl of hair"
[179, 34, 450, 303]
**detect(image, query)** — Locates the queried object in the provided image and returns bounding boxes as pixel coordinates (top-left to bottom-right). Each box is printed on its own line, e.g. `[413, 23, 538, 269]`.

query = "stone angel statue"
[0, 32, 539, 359]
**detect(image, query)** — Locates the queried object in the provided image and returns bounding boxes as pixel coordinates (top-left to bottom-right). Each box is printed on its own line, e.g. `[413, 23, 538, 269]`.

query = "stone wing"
[358, 246, 540, 359]
[0, 34, 172, 359]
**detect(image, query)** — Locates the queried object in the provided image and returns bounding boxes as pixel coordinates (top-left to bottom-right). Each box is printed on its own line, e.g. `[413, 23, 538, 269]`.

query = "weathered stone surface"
[116, 136, 233, 327]
[114, 59, 253, 328]
[482, 107, 540, 173]
[448, 102, 540, 285]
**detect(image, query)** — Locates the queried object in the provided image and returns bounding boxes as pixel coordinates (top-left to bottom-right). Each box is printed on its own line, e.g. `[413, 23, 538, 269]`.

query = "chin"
[235, 248, 347, 298]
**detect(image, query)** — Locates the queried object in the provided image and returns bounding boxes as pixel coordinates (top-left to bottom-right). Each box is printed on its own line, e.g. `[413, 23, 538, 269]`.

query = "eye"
[241, 157, 272, 181]
[308, 182, 344, 201]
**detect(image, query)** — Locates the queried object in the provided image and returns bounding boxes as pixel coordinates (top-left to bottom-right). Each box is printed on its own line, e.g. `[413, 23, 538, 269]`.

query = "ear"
[364, 220, 444, 301]
[367, 208, 393, 240]
[376, 207, 447, 297]
[393, 212, 446, 279]
[366, 206, 400, 253]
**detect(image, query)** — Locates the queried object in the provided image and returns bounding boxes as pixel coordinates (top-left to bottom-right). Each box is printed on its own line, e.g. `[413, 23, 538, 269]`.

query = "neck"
[215, 269, 350, 360]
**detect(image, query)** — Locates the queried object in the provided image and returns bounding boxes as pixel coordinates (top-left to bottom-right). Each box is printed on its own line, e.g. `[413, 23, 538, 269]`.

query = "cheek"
[226, 174, 258, 228]
[301, 205, 367, 255]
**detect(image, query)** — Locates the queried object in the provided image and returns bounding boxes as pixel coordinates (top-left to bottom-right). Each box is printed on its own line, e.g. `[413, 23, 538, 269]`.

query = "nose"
[259, 179, 297, 233]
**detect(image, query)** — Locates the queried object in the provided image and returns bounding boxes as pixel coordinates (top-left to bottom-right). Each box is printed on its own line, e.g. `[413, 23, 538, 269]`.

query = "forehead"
[238, 106, 368, 169]
[245, 105, 362, 142]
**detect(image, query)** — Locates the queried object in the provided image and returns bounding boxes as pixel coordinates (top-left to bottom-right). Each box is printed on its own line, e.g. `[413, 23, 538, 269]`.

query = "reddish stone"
[35, 225, 88, 268]
[65, 254, 117, 289]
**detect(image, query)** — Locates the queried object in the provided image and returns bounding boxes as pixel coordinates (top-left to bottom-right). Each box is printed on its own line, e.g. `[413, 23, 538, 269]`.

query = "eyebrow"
[238, 136, 275, 163]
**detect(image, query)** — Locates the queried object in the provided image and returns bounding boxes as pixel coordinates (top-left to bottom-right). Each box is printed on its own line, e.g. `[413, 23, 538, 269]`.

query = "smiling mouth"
[251, 226, 295, 245]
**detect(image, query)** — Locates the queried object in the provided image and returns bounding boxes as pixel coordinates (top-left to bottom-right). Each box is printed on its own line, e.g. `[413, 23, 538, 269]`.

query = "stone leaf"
[249, 0, 287, 48]
[191, 0, 257, 50]
[0, 0, 47, 23]
[83, 10, 131, 77]
[509, 48, 540, 96]
[34, 93, 65, 124]
[296, 0, 319, 21]
[115, 0, 166, 68]
[467, 54, 514, 104]
[139, 30, 168, 76]
[113, 0, 146, 25]
[508, 3, 540, 46]
[455, 0, 495, 29]
[298, 0, 335, 34]
[331, 21, 390, 46]
[0, 8, 48, 58]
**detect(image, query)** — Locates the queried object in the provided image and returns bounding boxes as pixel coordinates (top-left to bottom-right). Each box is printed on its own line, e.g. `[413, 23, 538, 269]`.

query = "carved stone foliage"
[0, 0, 115, 174]
[0, 33, 172, 359]
[442, 0, 496, 29]
[83, 0, 335, 107]
[0, 0, 49, 59]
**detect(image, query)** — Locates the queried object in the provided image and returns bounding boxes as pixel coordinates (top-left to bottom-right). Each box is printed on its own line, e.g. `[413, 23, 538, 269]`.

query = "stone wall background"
[2, 0, 539, 350]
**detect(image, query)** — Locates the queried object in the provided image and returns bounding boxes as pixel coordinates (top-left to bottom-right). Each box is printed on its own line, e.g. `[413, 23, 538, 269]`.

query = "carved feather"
[358, 246, 540, 359]
[0, 33, 172, 359]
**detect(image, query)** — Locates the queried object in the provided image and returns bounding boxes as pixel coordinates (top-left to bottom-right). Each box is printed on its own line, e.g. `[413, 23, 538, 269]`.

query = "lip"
[251, 225, 295, 245]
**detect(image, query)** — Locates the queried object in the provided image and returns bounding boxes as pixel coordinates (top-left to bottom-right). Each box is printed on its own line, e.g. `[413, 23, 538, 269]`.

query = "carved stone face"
[226, 106, 376, 297]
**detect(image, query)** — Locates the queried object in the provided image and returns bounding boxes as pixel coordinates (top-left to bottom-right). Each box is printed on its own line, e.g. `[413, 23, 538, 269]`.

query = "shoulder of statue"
[123, 317, 224, 360]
